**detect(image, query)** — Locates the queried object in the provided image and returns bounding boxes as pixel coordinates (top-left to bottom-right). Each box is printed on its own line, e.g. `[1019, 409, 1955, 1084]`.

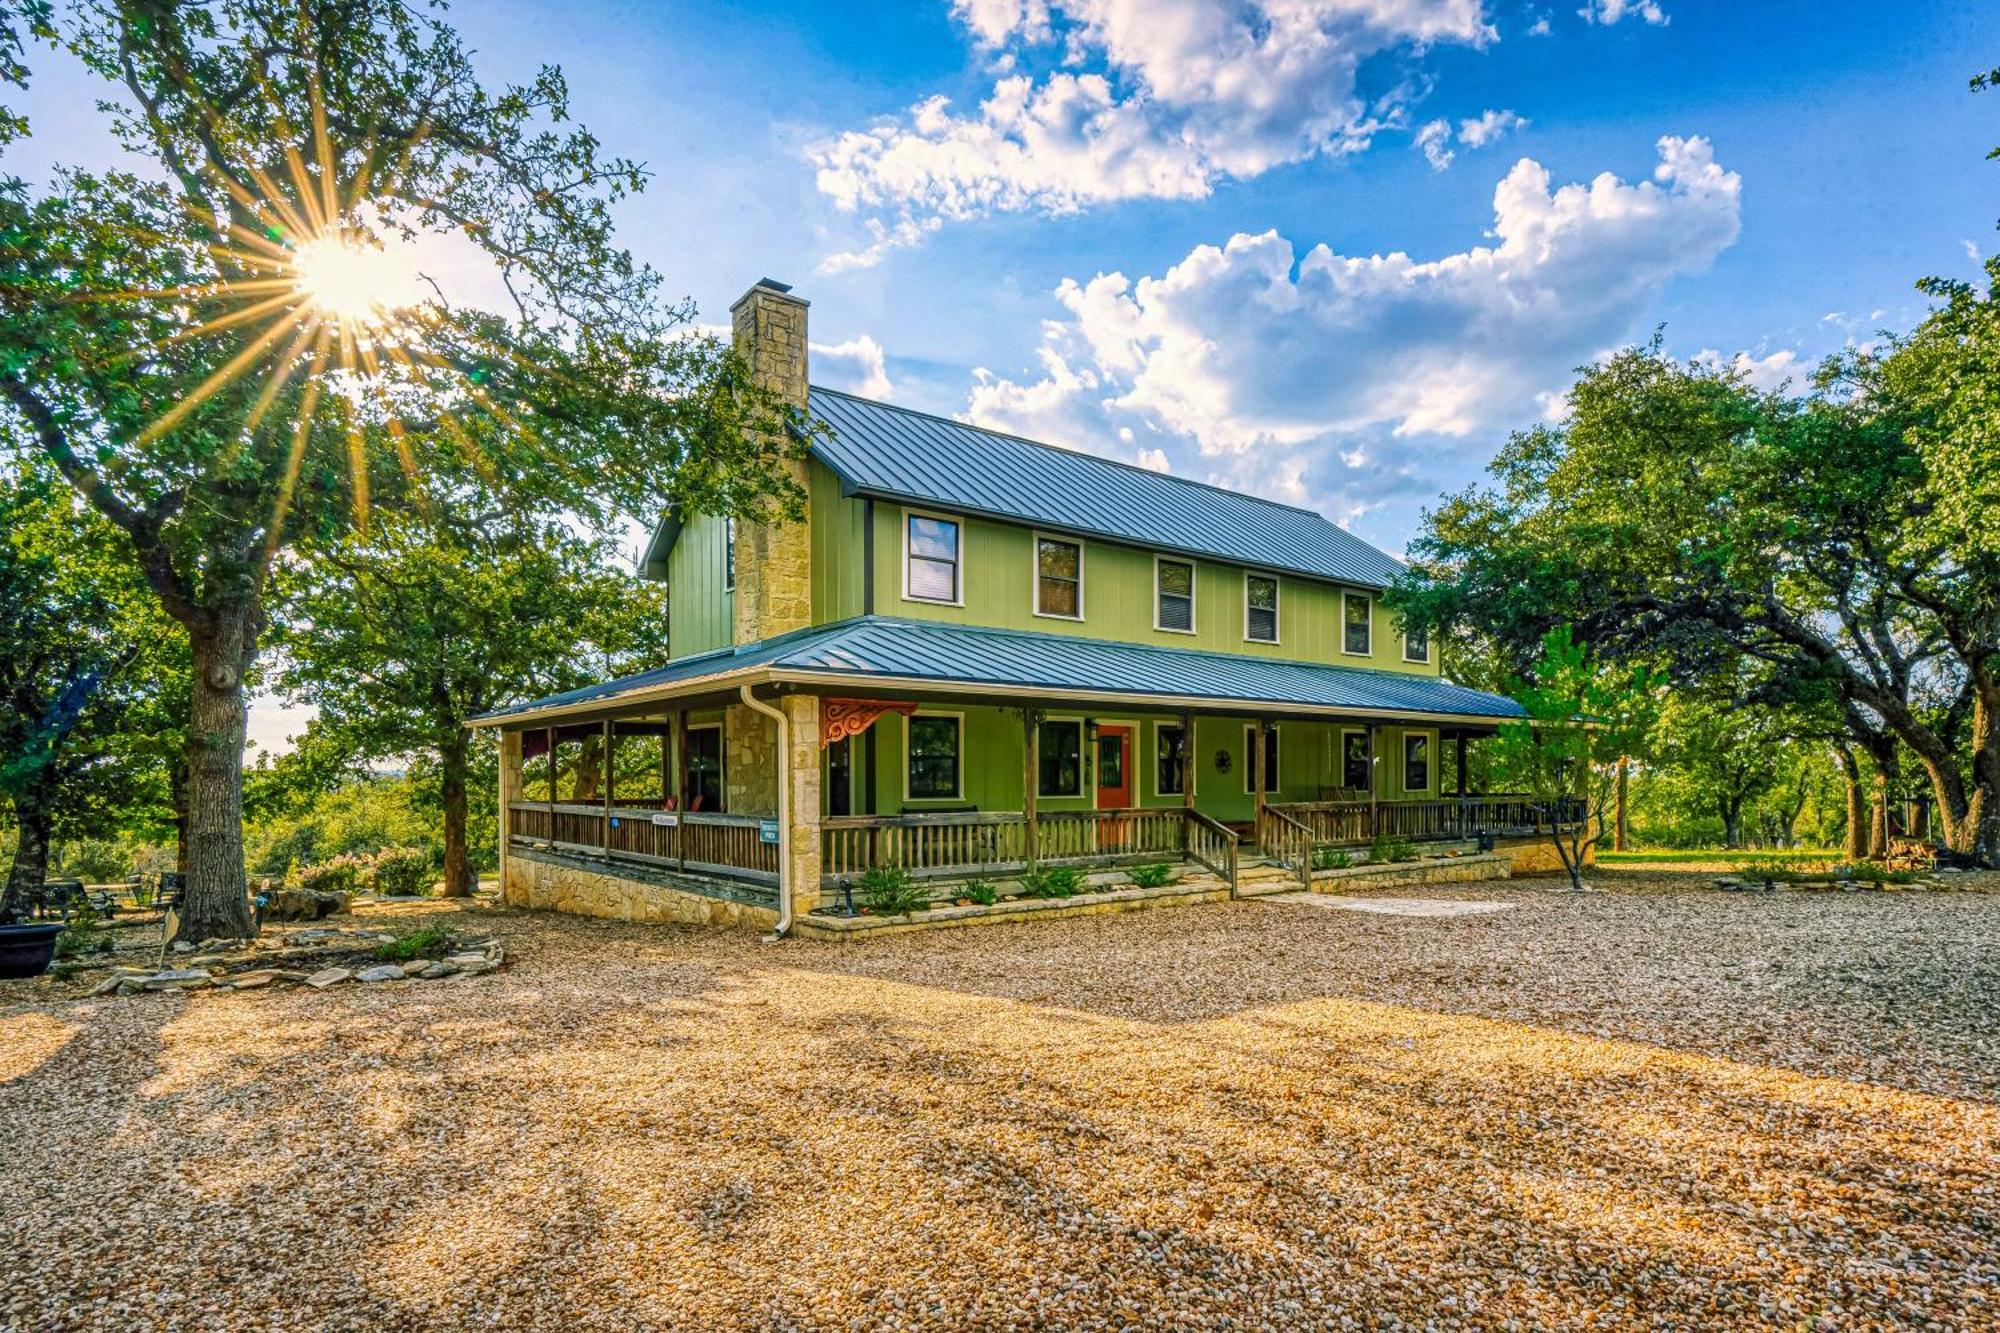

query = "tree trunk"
[1869, 773, 1889, 860]
[439, 733, 473, 898]
[1838, 749, 1865, 862]
[1612, 758, 1630, 852]
[176, 610, 259, 942]
[2, 793, 52, 922]
[1720, 799, 1743, 850]
[572, 734, 602, 803]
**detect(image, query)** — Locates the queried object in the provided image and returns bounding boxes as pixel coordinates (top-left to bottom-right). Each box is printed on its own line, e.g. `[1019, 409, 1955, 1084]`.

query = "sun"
[290, 234, 423, 327]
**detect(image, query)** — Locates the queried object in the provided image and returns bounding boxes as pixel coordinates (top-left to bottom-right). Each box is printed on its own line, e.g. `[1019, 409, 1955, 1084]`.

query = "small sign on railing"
[758, 819, 780, 844]
[651, 812, 679, 827]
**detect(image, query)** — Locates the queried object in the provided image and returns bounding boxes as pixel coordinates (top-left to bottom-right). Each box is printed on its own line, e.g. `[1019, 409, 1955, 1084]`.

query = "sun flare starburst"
[288, 234, 423, 329]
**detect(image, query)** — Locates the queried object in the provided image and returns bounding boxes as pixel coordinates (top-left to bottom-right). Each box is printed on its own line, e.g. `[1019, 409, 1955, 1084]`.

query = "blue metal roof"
[808, 387, 1409, 589]
[474, 616, 1524, 725]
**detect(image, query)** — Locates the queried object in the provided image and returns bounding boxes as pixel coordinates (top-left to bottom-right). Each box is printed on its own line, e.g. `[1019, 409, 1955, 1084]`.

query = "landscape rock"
[356, 965, 405, 983]
[141, 969, 212, 991]
[87, 976, 124, 997]
[264, 888, 353, 922]
[303, 967, 352, 989]
[228, 971, 279, 989]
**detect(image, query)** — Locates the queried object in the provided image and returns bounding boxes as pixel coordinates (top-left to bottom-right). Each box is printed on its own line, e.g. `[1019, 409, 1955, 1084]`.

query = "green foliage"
[858, 866, 930, 916]
[960, 879, 999, 906]
[1127, 863, 1175, 889]
[1019, 865, 1084, 899]
[293, 855, 366, 898]
[54, 901, 112, 959]
[369, 847, 436, 897]
[374, 925, 453, 963]
[1379, 838, 1419, 864]
[1313, 846, 1355, 871]
[247, 776, 456, 879]
[1835, 861, 1921, 885]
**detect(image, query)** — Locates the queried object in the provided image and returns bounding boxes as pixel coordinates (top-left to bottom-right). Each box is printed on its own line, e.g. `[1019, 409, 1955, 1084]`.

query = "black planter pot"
[0, 923, 64, 979]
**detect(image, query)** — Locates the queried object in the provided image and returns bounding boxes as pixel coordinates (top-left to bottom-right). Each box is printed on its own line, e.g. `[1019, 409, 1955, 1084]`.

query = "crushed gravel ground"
[2, 869, 1996, 1330]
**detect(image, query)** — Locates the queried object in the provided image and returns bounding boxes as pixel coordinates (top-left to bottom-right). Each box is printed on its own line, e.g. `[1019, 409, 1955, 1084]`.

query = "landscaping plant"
[960, 879, 999, 906]
[368, 847, 436, 897]
[1313, 847, 1355, 871]
[858, 866, 931, 917]
[1127, 863, 1175, 889]
[1020, 865, 1084, 899]
[374, 925, 453, 962]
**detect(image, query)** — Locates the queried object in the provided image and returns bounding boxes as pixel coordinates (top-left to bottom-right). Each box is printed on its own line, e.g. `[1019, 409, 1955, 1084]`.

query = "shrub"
[960, 879, 999, 906]
[1127, 862, 1175, 889]
[55, 902, 113, 959]
[293, 854, 366, 897]
[1312, 846, 1354, 871]
[858, 866, 931, 916]
[375, 924, 453, 962]
[1832, 861, 1920, 885]
[370, 846, 436, 897]
[1019, 865, 1084, 899]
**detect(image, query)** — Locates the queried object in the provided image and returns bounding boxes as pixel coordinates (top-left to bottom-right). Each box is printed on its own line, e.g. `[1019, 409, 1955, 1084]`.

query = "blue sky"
[7, 1, 1997, 748]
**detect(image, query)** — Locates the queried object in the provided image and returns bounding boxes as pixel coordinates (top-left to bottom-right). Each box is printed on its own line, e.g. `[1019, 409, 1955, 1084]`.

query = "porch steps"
[1235, 859, 1306, 897]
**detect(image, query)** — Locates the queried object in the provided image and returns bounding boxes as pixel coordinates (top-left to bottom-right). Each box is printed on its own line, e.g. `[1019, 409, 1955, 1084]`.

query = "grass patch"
[374, 924, 453, 962]
[1600, 848, 1841, 865]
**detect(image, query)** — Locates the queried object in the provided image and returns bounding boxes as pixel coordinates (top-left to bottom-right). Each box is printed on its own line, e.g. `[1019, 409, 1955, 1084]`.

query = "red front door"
[1096, 726, 1133, 809]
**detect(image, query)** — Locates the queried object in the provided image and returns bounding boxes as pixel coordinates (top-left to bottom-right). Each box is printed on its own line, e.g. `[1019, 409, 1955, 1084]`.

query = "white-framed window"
[722, 516, 736, 592]
[1154, 721, 1188, 797]
[1244, 573, 1279, 643]
[1343, 591, 1372, 656]
[1340, 728, 1371, 792]
[1154, 556, 1196, 634]
[1403, 733, 1432, 793]
[1241, 723, 1280, 795]
[1403, 623, 1430, 664]
[903, 511, 962, 605]
[905, 712, 963, 801]
[1034, 534, 1084, 619]
[1037, 717, 1084, 797]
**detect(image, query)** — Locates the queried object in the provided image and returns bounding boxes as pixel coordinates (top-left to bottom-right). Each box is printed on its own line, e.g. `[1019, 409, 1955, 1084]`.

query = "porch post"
[601, 719, 613, 852]
[781, 694, 822, 918]
[545, 725, 557, 841]
[1366, 724, 1379, 840]
[1023, 707, 1041, 869]
[1252, 719, 1268, 824]
[498, 729, 521, 902]
[1456, 733, 1469, 797]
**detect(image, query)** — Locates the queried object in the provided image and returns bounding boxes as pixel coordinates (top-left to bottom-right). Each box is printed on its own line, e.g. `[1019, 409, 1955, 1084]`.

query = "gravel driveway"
[3, 871, 1995, 1330]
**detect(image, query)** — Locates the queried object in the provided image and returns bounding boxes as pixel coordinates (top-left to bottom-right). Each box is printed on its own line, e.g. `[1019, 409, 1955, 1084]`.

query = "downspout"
[739, 684, 793, 940]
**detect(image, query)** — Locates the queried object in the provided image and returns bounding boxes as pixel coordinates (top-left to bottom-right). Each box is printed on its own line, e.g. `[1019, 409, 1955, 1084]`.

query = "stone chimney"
[729, 278, 812, 646]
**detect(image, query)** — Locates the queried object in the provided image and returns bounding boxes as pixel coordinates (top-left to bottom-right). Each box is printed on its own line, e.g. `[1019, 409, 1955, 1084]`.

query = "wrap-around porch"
[497, 686, 1570, 918]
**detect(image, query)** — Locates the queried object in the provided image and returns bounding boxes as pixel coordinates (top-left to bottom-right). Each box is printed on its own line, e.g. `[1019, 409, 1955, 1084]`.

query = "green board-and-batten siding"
[668, 511, 734, 660]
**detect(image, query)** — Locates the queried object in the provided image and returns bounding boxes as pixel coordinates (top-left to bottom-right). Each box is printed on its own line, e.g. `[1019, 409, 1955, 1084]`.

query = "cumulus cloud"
[1694, 347, 1804, 394]
[812, 335, 897, 399]
[815, 0, 1497, 265]
[1414, 106, 1525, 169]
[967, 135, 1740, 533]
[1580, 0, 1667, 25]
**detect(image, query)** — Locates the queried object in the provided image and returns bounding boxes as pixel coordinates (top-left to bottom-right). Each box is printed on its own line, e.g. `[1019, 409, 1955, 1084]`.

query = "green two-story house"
[473, 279, 1534, 935]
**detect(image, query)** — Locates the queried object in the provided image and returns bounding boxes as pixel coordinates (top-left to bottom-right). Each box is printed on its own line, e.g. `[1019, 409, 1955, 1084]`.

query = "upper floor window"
[905, 513, 961, 604]
[1155, 557, 1195, 633]
[1035, 536, 1083, 619]
[1245, 574, 1279, 643]
[907, 713, 963, 800]
[1343, 592, 1372, 656]
[722, 516, 736, 592]
[1038, 718, 1083, 797]
[1403, 623, 1430, 664]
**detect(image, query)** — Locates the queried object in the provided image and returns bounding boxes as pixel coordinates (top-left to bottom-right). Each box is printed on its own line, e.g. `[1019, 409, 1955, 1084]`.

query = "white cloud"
[1414, 106, 1525, 169]
[968, 136, 1739, 528]
[814, 0, 1497, 260]
[1457, 107, 1526, 147]
[1694, 347, 1803, 394]
[811, 335, 896, 398]
[1525, 10, 1552, 34]
[1579, 0, 1667, 25]
[1415, 118, 1455, 170]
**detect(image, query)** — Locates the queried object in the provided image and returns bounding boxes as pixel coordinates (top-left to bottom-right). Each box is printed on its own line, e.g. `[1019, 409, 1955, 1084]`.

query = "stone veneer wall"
[1493, 836, 1596, 876]
[728, 282, 813, 650]
[503, 847, 778, 933]
[1302, 852, 1510, 894]
[724, 702, 778, 816]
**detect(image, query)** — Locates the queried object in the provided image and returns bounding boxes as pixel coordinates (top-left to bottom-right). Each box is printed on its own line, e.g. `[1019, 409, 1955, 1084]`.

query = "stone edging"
[794, 878, 1230, 941]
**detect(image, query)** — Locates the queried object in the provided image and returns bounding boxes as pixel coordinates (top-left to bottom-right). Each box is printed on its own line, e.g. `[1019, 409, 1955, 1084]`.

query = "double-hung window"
[906, 513, 961, 603]
[1035, 536, 1083, 618]
[1343, 592, 1372, 655]
[1245, 574, 1279, 643]
[722, 516, 736, 592]
[1403, 734, 1431, 793]
[1155, 558, 1195, 633]
[906, 714, 962, 800]
[1156, 723, 1187, 796]
[1037, 719, 1083, 797]
[1403, 623, 1430, 664]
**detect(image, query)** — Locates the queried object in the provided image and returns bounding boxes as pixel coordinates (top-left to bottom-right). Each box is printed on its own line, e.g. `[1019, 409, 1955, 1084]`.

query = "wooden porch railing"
[821, 806, 1214, 886]
[1255, 805, 1317, 891]
[1184, 810, 1241, 895]
[1270, 795, 1582, 846]
[508, 802, 779, 884]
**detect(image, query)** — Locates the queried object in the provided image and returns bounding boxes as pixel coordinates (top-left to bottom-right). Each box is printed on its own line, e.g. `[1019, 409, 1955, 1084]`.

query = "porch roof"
[471, 616, 1526, 729]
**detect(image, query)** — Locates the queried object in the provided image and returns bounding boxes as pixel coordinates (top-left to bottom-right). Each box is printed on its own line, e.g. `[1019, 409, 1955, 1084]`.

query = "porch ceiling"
[472, 616, 1525, 732]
